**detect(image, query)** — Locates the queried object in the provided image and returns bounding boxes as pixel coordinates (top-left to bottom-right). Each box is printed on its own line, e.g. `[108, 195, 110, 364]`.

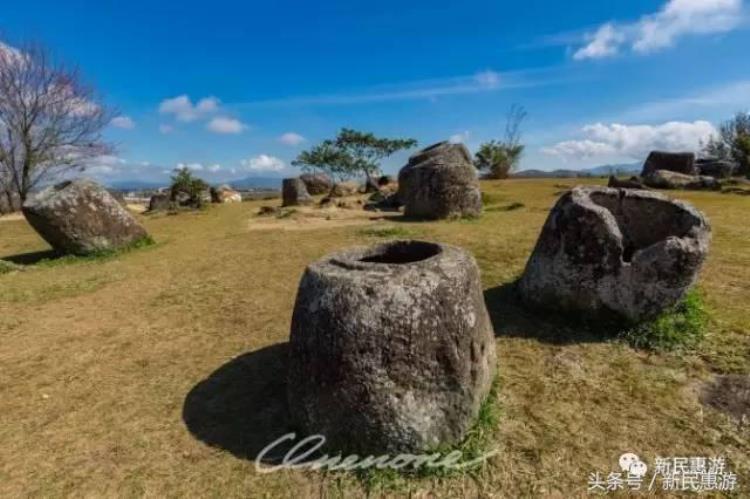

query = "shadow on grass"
[1, 249, 61, 265]
[182, 343, 295, 463]
[483, 281, 619, 345]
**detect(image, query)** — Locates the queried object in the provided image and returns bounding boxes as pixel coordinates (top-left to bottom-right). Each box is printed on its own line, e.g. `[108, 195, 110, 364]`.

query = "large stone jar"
[518, 186, 711, 323]
[398, 142, 482, 219]
[22, 179, 149, 256]
[287, 240, 497, 454]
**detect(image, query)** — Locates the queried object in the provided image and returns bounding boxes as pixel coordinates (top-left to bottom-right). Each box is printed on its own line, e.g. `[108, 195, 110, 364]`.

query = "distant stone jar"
[22, 179, 150, 256]
[300, 173, 333, 195]
[641, 151, 697, 177]
[518, 186, 711, 323]
[398, 141, 482, 219]
[287, 240, 497, 455]
[282, 177, 313, 207]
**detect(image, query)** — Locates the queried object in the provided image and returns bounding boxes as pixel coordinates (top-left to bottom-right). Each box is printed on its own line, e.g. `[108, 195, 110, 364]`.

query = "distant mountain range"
[513, 162, 641, 178]
[106, 176, 283, 192]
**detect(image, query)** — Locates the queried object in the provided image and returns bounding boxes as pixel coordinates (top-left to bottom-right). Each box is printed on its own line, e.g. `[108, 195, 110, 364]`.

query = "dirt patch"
[0, 213, 24, 223]
[700, 374, 750, 421]
[248, 200, 388, 231]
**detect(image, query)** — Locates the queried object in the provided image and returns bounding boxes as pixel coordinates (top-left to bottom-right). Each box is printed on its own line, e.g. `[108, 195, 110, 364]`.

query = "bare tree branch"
[0, 41, 114, 202]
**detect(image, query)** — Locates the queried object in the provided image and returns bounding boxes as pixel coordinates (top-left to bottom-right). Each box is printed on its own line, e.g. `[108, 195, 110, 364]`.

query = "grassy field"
[1, 179, 748, 497]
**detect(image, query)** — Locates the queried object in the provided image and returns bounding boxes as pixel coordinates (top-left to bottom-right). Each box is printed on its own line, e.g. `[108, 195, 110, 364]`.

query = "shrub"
[170, 167, 209, 209]
[619, 290, 708, 351]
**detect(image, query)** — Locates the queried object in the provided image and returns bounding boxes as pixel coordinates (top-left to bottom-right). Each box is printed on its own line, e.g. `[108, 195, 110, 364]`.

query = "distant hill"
[107, 180, 167, 191]
[513, 162, 641, 179]
[229, 176, 283, 190]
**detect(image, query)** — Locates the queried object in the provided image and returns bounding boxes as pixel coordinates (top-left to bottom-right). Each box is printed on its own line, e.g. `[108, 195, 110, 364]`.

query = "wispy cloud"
[206, 116, 247, 134]
[573, 0, 744, 60]
[159, 95, 220, 122]
[278, 132, 306, 146]
[241, 154, 286, 172]
[110, 116, 135, 129]
[231, 68, 563, 108]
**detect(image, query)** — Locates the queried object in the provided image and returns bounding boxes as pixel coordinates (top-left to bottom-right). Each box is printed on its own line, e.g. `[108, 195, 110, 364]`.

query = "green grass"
[355, 378, 501, 492]
[32, 235, 157, 268]
[357, 226, 414, 239]
[485, 202, 526, 212]
[619, 290, 709, 352]
[0, 259, 23, 275]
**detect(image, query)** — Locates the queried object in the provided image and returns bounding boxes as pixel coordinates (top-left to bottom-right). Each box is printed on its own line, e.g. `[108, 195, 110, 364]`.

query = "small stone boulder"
[300, 173, 333, 195]
[22, 179, 150, 256]
[643, 170, 720, 190]
[288, 240, 497, 454]
[282, 178, 313, 207]
[330, 181, 359, 197]
[398, 141, 482, 219]
[641, 151, 697, 177]
[210, 184, 242, 203]
[148, 193, 172, 212]
[696, 158, 737, 179]
[518, 186, 710, 323]
[608, 176, 646, 189]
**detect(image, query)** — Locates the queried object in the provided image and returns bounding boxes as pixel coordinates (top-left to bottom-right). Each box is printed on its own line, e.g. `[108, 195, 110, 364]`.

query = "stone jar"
[287, 240, 497, 455]
[518, 186, 711, 323]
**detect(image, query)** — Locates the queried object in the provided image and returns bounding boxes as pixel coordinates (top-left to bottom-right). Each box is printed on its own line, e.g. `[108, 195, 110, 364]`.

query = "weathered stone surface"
[0, 191, 21, 215]
[696, 158, 738, 179]
[330, 181, 359, 197]
[288, 240, 497, 454]
[608, 175, 646, 189]
[641, 151, 697, 177]
[282, 178, 313, 207]
[300, 173, 333, 195]
[22, 179, 149, 255]
[643, 170, 720, 190]
[210, 184, 242, 203]
[398, 141, 482, 219]
[518, 186, 710, 323]
[148, 193, 172, 212]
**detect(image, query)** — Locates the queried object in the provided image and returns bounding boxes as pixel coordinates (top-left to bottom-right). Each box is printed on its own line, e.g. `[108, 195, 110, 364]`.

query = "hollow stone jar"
[287, 240, 497, 455]
[518, 186, 711, 323]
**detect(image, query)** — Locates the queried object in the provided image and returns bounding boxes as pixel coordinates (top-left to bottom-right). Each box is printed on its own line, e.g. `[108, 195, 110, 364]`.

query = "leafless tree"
[0, 41, 114, 202]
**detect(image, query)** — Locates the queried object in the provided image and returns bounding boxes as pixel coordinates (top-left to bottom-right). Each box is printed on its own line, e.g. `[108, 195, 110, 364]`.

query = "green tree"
[170, 167, 208, 208]
[704, 111, 750, 176]
[474, 105, 527, 179]
[293, 128, 417, 190]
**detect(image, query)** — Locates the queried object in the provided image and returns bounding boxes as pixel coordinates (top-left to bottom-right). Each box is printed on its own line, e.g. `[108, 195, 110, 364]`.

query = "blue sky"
[2, 0, 749, 184]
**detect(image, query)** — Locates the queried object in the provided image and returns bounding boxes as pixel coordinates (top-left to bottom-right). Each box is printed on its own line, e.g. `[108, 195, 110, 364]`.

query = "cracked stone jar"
[287, 240, 497, 455]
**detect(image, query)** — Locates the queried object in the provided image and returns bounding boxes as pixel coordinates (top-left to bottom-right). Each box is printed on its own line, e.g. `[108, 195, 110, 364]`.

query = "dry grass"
[0, 179, 748, 497]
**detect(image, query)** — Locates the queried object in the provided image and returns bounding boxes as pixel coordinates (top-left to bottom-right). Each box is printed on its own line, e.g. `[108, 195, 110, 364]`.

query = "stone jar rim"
[325, 240, 446, 272]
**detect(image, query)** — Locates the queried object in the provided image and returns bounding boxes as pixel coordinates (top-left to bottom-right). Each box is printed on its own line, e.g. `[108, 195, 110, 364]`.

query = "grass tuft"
[0, 259, 24, 275]
[356, 377, 501, 492]
[33, 235, 157, 268]
[357, 226, 414, 239]
[619, 290, 708, 352]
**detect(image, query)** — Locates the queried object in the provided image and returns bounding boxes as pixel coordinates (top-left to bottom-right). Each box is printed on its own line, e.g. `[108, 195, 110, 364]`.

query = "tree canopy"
[293, 128, 417, 185]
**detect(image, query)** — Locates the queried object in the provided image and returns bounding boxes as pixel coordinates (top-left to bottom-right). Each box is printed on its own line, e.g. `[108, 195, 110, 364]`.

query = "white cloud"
[207, 163, 222, 172]
[573, 24, 625, 60]
[206, 116, 246, 134]
[474, 70, 501, 89]
[449, 131, 470, 144]
[542, 120, 717, 161]
[110, 116, 135, 129]
[159, 95, 220, 122]
[176, 162, 205, 171]
[574, 0, 743, 60]
[241, 154, 286, 172]
[159, 124, 174, 134]
[278, 132, 306, 146]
